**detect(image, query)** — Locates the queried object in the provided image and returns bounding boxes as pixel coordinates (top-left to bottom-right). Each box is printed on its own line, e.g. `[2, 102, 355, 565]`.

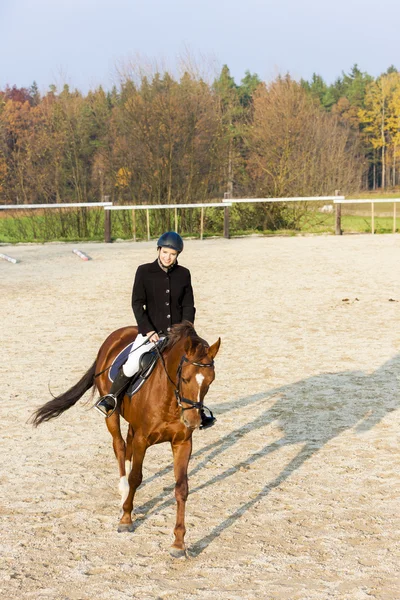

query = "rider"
[95, 231, 216, 429]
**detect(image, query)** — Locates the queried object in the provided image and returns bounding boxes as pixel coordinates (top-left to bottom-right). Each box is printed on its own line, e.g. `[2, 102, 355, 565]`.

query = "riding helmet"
[157, 231, 184, 253]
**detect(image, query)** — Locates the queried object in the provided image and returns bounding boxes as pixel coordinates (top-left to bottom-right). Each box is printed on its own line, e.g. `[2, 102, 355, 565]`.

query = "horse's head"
[173, 330, 220, 430]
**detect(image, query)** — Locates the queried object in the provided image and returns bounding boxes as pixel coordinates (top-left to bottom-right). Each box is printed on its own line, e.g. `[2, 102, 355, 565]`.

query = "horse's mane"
[165, 321, 209, 358]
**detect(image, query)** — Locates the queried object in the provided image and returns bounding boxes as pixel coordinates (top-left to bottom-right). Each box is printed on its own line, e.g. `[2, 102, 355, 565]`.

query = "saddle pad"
[127, 376, 147, 398]
[109, 342, 134, 382]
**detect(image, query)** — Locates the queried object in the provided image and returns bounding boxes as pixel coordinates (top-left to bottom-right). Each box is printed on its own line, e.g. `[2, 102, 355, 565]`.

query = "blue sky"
[0, 0, 399, 93]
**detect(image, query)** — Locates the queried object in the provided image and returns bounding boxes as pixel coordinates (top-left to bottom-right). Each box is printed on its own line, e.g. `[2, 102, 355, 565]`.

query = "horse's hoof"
[118, 522, 134, 533]
[169, 546, 187, 559]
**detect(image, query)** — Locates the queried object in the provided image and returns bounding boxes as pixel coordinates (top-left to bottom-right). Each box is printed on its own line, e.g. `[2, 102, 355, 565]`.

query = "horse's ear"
[208, 337, 221, 360]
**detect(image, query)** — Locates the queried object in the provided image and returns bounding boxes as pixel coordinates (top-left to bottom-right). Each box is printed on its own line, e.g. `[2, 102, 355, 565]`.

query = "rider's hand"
[147, 331, 159, 343]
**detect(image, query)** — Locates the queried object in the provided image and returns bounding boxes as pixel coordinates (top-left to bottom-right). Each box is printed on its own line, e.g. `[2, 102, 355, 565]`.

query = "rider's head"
[157, 231, 183, 268]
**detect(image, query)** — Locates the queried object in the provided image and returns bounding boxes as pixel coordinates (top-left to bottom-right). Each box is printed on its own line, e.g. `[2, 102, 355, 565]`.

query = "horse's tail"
[31, 361, 97, 427]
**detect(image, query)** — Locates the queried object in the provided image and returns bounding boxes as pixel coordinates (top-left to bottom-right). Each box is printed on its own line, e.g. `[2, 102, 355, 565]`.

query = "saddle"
[109, 337, 169, 398]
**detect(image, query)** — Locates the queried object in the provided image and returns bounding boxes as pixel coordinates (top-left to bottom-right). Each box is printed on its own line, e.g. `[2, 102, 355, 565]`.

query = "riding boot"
[199, 408, 216, 430]
[95, 368, 131, 417]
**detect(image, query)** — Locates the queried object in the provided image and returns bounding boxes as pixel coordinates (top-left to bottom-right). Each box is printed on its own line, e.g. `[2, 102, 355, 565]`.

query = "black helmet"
[157, 231, 184, 253]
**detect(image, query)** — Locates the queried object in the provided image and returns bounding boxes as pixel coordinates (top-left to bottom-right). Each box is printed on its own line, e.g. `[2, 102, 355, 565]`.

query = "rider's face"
[159, 247, 178, 267]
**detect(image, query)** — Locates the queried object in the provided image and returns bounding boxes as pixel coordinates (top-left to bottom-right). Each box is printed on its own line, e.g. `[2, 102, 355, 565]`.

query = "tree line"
[0, 63, 398, 235]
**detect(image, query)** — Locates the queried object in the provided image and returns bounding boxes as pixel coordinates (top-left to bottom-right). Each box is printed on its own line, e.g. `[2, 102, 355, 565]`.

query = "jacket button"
[165, 302, 169, 306]
[167, 327, 171, 332]
[166, 289, 170, 293]
[167, 314, 171, 319]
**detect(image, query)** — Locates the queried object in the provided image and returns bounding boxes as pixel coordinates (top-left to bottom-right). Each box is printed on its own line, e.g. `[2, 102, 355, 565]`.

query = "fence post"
[146, 209, 150, 241]
[200, 207, 204, 240]
[132, 209, 136, 242]
[223, 192, 230, 239]
[335, 189, 342, 235]
[104, 209, 111, 243]
[371, 202, 374, 235]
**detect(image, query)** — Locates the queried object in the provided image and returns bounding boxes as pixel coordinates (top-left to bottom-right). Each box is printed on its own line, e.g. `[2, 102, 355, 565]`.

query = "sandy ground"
[1, 234, 400, 600]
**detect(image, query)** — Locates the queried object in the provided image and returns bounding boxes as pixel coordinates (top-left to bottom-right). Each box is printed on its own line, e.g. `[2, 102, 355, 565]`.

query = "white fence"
[0, 202, 114, 243]
[2, 196, 399, 240]
[221, 195, 345, 236]
[0, 202, 113, 210]
[222, 196, 345, 204]
[104, 202, 232, 241]
[333, 198, 400, 234]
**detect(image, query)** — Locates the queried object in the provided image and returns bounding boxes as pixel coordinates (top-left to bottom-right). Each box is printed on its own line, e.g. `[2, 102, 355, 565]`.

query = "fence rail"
[333, 198, 400, 234]
[2, 196, 399, 240]
[222, 196, 345, 204]
[0, 202, 114, 243]
[0, 202, 113, 209]
[104, 202, 232, 242]
[222, 195, 345, 236]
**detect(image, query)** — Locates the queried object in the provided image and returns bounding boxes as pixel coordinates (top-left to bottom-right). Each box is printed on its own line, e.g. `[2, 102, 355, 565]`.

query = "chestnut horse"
[32, 322, 220, 557]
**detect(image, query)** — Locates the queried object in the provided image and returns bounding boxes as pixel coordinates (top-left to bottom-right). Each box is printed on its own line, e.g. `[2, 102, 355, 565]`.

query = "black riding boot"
[199, 408, 216, 430]
[95, 368, 131, 417]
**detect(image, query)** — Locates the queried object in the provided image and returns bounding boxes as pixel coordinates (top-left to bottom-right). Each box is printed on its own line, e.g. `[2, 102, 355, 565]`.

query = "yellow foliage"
[359, 73, 400, 148]
[115, 167, 131, 188]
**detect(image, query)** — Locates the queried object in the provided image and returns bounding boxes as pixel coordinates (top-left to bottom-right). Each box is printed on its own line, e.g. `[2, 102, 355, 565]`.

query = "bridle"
[174, 355, 214, 412]
[156, 346, 214, 414]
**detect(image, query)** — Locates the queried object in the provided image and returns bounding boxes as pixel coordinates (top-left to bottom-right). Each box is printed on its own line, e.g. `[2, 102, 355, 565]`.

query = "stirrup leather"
[94, 394, 118, 418]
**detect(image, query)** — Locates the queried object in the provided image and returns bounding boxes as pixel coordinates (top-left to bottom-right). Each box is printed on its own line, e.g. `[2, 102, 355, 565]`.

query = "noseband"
[174, 355, 214, 412]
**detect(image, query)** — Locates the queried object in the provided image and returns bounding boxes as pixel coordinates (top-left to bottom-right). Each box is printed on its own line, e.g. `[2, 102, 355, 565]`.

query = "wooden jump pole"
[200, 207, 204, 240]
[0, 252, 18, 264]
[174, 207, 178, 232]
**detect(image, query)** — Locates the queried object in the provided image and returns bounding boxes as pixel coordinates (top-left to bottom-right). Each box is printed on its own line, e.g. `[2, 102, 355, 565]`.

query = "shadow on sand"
[131, 354, 400, 555]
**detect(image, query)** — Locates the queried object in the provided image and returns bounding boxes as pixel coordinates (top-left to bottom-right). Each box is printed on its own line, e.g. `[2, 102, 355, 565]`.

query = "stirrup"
[94, 394, 118, 418]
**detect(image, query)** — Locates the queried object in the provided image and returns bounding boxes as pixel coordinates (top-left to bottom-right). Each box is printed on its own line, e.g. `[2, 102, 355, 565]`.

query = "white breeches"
[121, 334, 156, 378]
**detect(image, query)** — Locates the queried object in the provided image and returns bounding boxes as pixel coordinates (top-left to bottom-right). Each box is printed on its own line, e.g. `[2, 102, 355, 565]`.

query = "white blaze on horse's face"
[195, 373, 204, 403]
[181, 372, 205, 430]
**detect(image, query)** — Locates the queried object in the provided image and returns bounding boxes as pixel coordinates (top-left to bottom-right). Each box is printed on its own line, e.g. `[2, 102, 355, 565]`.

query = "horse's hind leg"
[105, 413, 129, 506]
[118, 435, 148, 533]
[170, 438, 192, 558]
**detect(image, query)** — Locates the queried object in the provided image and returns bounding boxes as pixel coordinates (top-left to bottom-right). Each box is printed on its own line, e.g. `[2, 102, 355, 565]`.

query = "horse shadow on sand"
[129, 353, 400, 556]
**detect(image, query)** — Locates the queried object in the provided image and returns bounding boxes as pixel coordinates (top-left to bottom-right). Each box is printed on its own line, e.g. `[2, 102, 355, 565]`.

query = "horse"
[32, 322, 221, 557]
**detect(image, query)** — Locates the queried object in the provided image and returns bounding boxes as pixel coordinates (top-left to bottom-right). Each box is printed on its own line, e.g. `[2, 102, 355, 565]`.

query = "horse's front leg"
[170, 437, 192, 558]
[125, 424, 134, 475]
[118, 435, 148, 532]
[105, 412, 129, 505]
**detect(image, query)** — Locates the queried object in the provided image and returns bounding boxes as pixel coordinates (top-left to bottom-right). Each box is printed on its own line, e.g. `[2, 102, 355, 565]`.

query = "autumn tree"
[359, 72, 400, 188]
[244, 76, 362, 229]
[113, 70, 224, 205]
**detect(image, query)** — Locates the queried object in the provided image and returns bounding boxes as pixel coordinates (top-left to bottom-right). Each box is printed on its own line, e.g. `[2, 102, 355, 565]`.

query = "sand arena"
[1, 235, 399, 599]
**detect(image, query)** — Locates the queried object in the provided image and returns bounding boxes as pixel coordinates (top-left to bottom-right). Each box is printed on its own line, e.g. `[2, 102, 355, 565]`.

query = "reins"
[95, 332, 214, 414]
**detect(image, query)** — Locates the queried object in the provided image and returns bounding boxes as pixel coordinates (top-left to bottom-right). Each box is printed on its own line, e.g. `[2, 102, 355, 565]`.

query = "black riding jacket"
[131, 259, 196, 335]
